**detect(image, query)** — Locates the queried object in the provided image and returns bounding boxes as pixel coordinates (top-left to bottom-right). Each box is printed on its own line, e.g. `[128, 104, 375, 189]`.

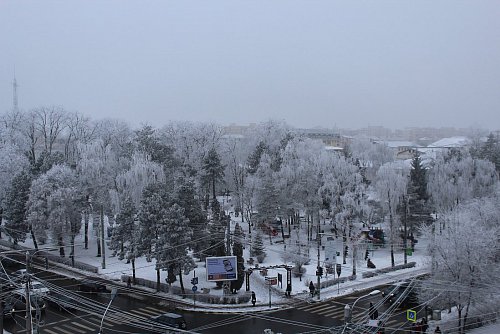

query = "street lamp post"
[99, 288, 118, 334]
[344, 290, 381, 324]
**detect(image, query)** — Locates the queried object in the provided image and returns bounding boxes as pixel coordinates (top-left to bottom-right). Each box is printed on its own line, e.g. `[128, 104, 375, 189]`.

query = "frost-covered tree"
[428, 152, 497, 222]
[421, 199, 500, 334]
[77, 140, 126, 254]
[374, 163, 409, 267]
[349, 138, 395, 182]
[25, 165, 85, 257]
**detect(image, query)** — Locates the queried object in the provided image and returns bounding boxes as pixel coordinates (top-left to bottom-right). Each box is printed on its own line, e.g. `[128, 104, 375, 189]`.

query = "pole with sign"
[265, 277, 277, 308]
[336, 264, 341, 294]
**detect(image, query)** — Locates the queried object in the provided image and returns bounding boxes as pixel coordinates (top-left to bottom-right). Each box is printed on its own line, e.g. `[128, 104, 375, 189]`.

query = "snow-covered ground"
[16, 211, 431, 311]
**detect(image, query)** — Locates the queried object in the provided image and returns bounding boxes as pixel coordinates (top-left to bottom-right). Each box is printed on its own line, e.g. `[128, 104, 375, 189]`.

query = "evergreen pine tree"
[3, 171, 31, 244]
[110, 195, 137, 260]
[247, 141, 267, 175]
[408, 153, 433, 228]
[230, 223, 245, 293]
[174, 177, 209, 260]
[202, 148, 225, 200]
[251, 231, 266, 263]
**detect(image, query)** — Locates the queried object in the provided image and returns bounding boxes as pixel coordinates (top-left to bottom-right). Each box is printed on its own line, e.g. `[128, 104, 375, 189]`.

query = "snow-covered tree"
[156, 203, 195, 297]
[202, 147, 225, 200]
[173, 176, 208, 260]
[421, 198, 500, 334]
[251, 231, 266, 263]
[2, 170, 32, 243]
[231, 223, 245, 293]
[374, 162, 409, 267]
[110, 195, 140, 280]
[25, 164, 85, 257]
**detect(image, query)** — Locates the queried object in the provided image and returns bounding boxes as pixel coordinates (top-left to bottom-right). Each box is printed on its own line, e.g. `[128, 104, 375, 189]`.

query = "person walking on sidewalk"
[251, 291, 256, 306]
[309, 281, 315, 297]
[369, 302, 379, 320]
[434, 326, 441, 333]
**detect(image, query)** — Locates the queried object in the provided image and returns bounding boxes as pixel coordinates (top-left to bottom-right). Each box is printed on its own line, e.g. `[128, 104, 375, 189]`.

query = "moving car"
[78, 278, 108, 293]
[5, 290, 46, 315]
[45, 291, 78, 312]
[150, 312, 187, 331]
[382, 280, 418, 307]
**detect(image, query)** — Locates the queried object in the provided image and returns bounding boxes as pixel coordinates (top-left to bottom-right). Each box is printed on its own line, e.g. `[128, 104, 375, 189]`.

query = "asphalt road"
[1, 258, 426, 334]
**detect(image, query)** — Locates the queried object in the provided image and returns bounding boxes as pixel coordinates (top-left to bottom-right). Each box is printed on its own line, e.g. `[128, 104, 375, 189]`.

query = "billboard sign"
[324, 237, 338, 265]
[206, 256, 238, 281]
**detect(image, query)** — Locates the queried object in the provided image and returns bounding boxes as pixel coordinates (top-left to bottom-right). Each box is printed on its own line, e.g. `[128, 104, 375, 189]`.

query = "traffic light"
[316, 266, 323, 277]
[191, 277, 198, 285]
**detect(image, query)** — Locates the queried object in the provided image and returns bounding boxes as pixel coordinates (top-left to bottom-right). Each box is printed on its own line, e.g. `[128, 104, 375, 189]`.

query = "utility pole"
[316, 220, 321, 300]
[403, 195, 408, 265]
[25, 251, 32, 334]
[101, 206, 106, 269]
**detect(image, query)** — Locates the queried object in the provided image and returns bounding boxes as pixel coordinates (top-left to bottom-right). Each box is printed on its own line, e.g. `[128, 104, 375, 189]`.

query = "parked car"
[29, 279, 50, 295]
[78, 279, 108, 293]
[10, 269, 28, 279]
[6, 290, 46, 315]
[149, 312, 187, 330]
[382, 280, 418, 307]
[45, 291, 78, 312]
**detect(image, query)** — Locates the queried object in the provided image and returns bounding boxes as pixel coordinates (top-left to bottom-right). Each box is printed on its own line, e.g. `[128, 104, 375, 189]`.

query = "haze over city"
[1, 0, 500, 130]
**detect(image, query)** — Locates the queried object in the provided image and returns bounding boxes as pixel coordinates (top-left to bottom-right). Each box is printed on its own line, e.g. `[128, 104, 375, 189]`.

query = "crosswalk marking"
[61, 323, 86, 334]
[72, 321, 95, 331]
[54, 325, 78, 334]
[128, 308, 155, 317]
[318, 309, 344, 317]
[145, 305, 164, 313]
[128, 308, 158, 317]
[42, 328, 60, 334]
[81, 315, 102, 326]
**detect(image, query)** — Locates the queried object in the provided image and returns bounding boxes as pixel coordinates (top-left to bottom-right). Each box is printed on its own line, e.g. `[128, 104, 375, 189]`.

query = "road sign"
[192, 285, 198, 292]
[265, 277, 278, 285]
[407, 309, 417, 322]
[191, 277, 198, 285]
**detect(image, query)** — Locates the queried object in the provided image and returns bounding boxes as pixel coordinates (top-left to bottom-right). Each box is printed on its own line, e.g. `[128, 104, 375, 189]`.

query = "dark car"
[382, 281, 418, 307]
[150, 313, 187, 331]
[6, 291, 46, 316]
[45, 291, 78, 312]
[78, 279, 108, 293]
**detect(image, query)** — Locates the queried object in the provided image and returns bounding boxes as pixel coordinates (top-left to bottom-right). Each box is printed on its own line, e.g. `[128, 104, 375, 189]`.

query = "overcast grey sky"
[1, 0, 499, 130]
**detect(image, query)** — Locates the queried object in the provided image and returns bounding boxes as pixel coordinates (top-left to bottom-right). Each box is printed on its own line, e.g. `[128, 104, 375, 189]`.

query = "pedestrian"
[309, 281, 315, 297]
[127, 276, 131, 288]
[251, 291, 256, 306]
[434, 326, 441, 333]
[421, 318, 428, 333]
[369, 302, 375, 319]
[286, 283, 292, 297]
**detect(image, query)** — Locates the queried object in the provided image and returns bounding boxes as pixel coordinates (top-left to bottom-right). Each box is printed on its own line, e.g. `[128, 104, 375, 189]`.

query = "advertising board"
[206, 256, 238, 281]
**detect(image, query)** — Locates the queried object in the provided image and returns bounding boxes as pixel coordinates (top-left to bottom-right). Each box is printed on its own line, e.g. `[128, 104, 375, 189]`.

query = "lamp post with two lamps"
[344, 289, 381, 324]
